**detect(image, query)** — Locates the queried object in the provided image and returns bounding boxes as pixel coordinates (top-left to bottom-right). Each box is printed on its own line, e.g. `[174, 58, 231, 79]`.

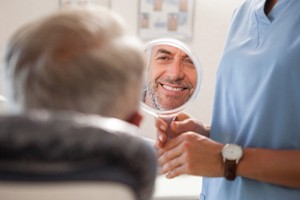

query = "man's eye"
[182, 58, 193, 64]
[157, 56, 172, 61]
[155, 56, 174, 65]
[182, 58, 194, 68]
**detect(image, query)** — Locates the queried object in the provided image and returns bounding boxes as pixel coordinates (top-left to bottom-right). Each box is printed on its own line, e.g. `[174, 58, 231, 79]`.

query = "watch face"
[222, 144, 243, 160]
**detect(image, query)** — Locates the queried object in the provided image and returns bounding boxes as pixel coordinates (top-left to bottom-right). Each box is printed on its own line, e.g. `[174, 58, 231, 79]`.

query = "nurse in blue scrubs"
[156, 0, 300, 199]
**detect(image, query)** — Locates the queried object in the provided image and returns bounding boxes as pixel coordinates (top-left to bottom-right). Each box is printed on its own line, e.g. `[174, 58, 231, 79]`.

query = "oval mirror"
[141, 38, 202, 117]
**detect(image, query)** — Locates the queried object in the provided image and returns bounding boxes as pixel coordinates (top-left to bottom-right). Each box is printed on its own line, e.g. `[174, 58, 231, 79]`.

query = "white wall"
[0, 0, 243, 139]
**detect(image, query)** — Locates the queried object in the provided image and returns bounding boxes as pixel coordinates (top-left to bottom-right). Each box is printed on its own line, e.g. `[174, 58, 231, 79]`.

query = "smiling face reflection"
[144, 44, 197, 110]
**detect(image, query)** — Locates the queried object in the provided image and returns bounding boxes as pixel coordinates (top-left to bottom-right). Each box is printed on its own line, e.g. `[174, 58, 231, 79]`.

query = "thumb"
[170, 113, 198, 135]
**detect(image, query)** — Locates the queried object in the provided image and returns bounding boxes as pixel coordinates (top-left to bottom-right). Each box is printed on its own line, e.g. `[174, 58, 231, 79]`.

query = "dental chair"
[0, 111, 157, 200]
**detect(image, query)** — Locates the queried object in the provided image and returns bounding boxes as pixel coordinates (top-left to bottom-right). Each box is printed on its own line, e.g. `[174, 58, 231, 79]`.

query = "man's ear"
[127, 111, 143, 127]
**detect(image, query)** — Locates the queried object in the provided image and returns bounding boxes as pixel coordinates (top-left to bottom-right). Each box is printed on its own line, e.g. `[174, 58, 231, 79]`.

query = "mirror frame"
[141, 38, 203, 117]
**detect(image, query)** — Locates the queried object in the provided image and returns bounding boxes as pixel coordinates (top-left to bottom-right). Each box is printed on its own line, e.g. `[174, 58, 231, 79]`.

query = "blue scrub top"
[201, 0, 300, 199]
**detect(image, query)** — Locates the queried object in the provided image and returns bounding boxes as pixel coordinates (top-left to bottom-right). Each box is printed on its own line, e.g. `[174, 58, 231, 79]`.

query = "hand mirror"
[141, 38, 202, 125]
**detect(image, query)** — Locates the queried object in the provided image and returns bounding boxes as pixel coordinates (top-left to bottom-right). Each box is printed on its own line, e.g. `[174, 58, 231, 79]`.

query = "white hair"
[3, 7, 145, 120]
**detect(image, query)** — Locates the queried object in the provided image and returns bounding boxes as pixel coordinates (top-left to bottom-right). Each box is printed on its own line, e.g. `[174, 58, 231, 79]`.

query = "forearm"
[237, 148, 300, 188]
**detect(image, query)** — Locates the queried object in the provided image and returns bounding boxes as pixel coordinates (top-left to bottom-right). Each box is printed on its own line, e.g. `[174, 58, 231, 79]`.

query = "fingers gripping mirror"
[141, 38, 202, 138]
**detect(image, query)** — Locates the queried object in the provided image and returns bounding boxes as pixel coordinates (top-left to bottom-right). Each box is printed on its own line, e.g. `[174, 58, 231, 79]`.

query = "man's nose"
[167, 60, 184, 79]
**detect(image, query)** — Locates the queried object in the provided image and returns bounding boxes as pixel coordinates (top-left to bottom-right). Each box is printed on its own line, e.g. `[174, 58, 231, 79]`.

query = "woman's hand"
[157, 131, 224, 178]
[155, 112, 210, 148]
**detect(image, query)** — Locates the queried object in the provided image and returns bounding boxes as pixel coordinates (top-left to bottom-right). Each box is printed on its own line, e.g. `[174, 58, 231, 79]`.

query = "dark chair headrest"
[0, 111, 157, 200]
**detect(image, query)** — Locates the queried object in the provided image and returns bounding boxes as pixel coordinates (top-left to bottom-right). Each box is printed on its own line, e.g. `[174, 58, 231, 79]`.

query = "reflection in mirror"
[141, 38, 202, 117]
[144, 44, 196, 110]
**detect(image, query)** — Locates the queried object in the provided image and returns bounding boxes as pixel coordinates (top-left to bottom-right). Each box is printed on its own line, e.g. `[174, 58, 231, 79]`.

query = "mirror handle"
[160, 115, 178, 141]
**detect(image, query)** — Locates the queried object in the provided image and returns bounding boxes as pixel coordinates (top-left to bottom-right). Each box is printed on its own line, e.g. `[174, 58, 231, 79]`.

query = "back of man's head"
[4, 7, 145, 122]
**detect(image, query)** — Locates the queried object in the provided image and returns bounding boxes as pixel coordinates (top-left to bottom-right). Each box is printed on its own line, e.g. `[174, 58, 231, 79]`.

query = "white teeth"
[162, 84, 183, 91]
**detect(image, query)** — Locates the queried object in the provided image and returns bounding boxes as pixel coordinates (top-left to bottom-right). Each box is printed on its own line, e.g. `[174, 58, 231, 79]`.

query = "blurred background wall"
[0, 0, 243, 139]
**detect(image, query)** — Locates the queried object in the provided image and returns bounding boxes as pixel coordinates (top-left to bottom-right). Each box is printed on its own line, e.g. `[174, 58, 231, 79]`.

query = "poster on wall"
[138, 0, 195, 41]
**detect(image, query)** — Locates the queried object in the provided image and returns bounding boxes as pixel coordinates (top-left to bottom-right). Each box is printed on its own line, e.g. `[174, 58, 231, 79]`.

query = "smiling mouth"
[161, 83, 187, 92]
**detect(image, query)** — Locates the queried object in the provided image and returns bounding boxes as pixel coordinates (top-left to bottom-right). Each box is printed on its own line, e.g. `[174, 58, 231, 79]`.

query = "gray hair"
[3, 7, 145, 120]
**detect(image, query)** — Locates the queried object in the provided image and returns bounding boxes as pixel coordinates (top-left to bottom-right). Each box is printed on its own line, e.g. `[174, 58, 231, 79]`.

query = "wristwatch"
[221, 144, 243, 181]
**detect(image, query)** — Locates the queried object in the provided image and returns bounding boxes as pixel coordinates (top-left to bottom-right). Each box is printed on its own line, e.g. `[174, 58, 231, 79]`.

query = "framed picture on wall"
[138, 0, 195, 41]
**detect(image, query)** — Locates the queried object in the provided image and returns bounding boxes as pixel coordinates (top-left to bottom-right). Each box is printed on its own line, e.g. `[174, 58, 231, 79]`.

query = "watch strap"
[224, 160, 237, 181]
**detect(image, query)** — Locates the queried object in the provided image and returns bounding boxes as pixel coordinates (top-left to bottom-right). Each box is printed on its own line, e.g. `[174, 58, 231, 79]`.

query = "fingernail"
[160, 125, 166, 131]
[159, 135, 164, 142]
[166, 172, 173, 179]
